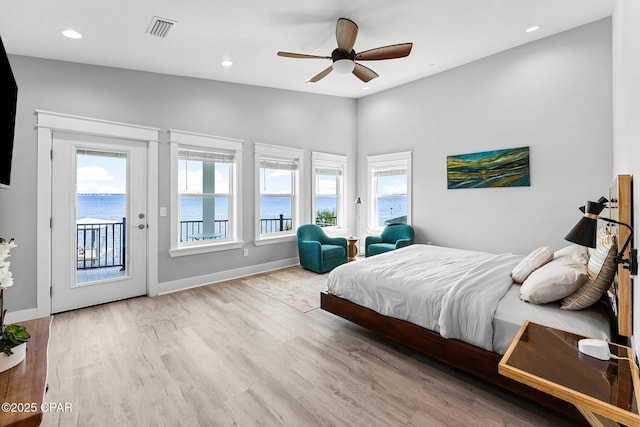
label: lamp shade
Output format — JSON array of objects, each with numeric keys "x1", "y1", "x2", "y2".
[
  {"x1": 565, "y1": 217, "x2": 598, "y2": 248},
  {"x1": 565, "y1": 200, "x2": 605, "y2": 248},
  {"x1": 578, "y1": 196, "x2": 608, "y2": 214}
]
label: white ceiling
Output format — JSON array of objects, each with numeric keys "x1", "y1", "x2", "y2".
[{"x1": 0, "y1": 0, "x2": 613, "y2": 99}]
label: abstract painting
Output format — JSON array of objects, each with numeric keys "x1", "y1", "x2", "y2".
[{"x1": 447, "y1": 146, "x2": 530, "y2": 189}]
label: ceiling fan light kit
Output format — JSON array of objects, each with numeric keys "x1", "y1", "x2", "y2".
[
  {"x1": 332, "y1": 59, "x2": 355, "y2": 74},
  {"x1": 277, "y1": 17, "x2": 412, "y2": 84}
]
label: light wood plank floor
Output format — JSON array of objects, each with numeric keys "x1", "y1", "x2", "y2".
[{"x1": 42, "y1": 269, "x2": 580, "y2": 426}]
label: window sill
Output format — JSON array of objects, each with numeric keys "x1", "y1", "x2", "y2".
[
  {"x1": 169, "y1": 240, "x2": 244, "y2": 257},
  {"x1": 254, "y1": 234, "x2": 296, "y2": 246}
]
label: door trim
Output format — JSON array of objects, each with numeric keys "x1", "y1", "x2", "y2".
[{"x1": 36, "y1": 110, "x2": 159, "y2": 317}]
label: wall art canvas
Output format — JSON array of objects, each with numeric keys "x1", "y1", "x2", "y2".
[{"x1": 447, "y1": 146, "x2": 530, "y2": 189}]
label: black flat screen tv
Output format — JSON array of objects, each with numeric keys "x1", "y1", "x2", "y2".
[{"x1": 0, "y1": 35, "x2": 17, "y2": 188}]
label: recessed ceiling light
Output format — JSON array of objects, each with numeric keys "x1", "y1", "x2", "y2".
[
  {"x1": 59, "y1": 28, "x2": 83, "y2": 39},
  {"x1": 220, "y1": 60, "x2": 233, "y2": 67},
  {"x1": 525, "y1": 25, "x2": 540, "y2": 33}
]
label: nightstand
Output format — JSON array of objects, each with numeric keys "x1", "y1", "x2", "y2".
[
  {"x1": 0, "y1": 316, "x2": 51, "y2": 427},
  {"x1": 499, "y1": 321, "x2": 640, "y2": 427}
]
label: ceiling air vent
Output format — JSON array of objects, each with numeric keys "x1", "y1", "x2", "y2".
[{"x1": 146, "y1": 16, "x2": 177, "y2": 38}]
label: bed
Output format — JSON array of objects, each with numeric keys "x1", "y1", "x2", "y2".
[{"x1": 320, "y1": 174, "x2": 633, "y2": 422}]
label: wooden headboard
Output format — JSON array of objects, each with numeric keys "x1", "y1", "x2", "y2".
[{"x1": 608, "y1": 174, "x2": 634, "y2": 337}]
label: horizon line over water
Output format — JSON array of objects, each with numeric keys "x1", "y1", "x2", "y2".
[{"x1": 77, "y1": 194, "x2": 407, "y2": 225}]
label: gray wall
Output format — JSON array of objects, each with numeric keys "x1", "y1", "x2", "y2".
[
  {"x1": 356, "y1": 19, "x2": 613, "y2": 255},
  {"x1": 0, "y1": 56, "x2": 356, "y2": 311},
  {"x1": 0, "y1": 18, "x2": 614, "y2": 313},
  {"x1": 612, "y1": 0, "x2": 640, "y2": 355}
]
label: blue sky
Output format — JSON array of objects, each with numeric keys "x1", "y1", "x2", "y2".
[
  {"x1": 76, "y1": 153, "x2": 126, "y2": 194},
  {"x1": 76, "y1": 154, "x2": 402, "y2": 196},
  {"x1": 178, "y1": 160, "x2": 229, "y2": 194},
  {"x1": 260, "y1": 168, "x2": 292, "y2": 194},
  {"x1": 316, "y1": 175, "x2": 336, "y2": 195},
  {"x1": 376, "y1": 175, "x2": 407, "y2": 197}
]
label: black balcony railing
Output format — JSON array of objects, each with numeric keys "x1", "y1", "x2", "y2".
[
  {"x1": 180, "y1": 219, "x2": 229, "y2": 242},
  {"x1": 76, "y1": 218, "x2": 125, "y2": 270},
  {"x1": 77, "y1": 215, "x2": 299, "y2": 269},
  {"x1": 180, "y1": 215, "x2": 294, "y2": 242},
  {"x1": 259, "y1": 214, "x2": 292, "y2": 234}
]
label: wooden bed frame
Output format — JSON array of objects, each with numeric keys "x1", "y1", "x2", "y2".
[{"x1": 320, "y1": 174, "x2": 633, "y2": 423}]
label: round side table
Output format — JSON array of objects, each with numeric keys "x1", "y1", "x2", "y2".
[{"x1": 347, "y1": 237, "x2": 359, "y2": 261}]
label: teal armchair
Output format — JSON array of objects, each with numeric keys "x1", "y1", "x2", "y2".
[
  {"x1": 297, "y1": 224, "x2": 348, "y2": 273},
  {"x1": 365, "y1": 224, "x2": 414, "y2": 257}
]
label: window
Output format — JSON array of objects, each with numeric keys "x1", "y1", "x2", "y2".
[
  {"x1": 178, "y1": 150, "x2": 231, "y2": 241},
  {"x1": 367, "y1": 151, "x2": 412, "y2": 231},
  {"x1": 312, "y1": 152, "x2": 347, "y2": 233},
  {"x1": 169, "y1": 130, "x2": 243, "y2": 256},
  {"x1": 255, "y1": 143, "x2": 304, "y2": 244}
]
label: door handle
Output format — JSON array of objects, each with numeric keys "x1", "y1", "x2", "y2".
[{"x1": 138, "y1": 224, "x2": 146, "y2": 230}]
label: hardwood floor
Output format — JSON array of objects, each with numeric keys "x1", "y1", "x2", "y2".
[{"x1": 42, "y1": 269, "x2": 580, "y2": 426}]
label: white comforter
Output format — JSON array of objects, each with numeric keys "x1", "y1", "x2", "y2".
[{"x1": 326, "y1": 244, "x2": 523, "y2": 351}]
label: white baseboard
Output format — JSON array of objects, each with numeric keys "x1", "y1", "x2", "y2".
[
  {"x1": 4, "y1": 308, "x2": 40, "y2": 324},
  {"x1": 155, "y1": 257, "x2": 300, "y2": 295},
  {"x1": 7, "y1": 259, "x2": 301, "y2": 319}
]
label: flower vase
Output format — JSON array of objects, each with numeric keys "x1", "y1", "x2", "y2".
[{"x1": 0, "y1": 342, "x2": 26, "y2": 373}]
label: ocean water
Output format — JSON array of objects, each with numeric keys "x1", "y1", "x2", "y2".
[
  {"x1": 76, "y1": 195, "x2": 315, "y2": 221},
  {"x1": 76, "y1": 194, "x2": 407, "y2": 226},
  {"x1": 77, "y1": 194, "x2": 127, "y2": 222},
  {"x1": 375, "y1": 198, "x2": 407, "y2": 225}
]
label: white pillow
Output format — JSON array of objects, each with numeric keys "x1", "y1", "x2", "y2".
[
  {"x1": 511, "y1": 247, "x2": 554, "y2": 283},
  {"x1": 554, "y1": 244, "x2": 589, "y2": 265},
  {"x1": 520, "y1": 259, "x2": 587, "y2": 304}
]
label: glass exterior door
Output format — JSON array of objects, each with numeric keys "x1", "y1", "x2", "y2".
[{"x1": 51, "y1": 133, "x2": 147, "y2": 313}]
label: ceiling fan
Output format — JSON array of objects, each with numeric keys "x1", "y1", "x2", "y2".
[{"x1": 277, "y1": 18, "x2": 413, "y2": 83}]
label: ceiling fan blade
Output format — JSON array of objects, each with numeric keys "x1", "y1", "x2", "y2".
[
  {"x1": 352, "y1": 63, "x2": 379, "y2": 83},
  {"x1": 307, "y1": 66, "x2": 333, "y2": 83},
  {"x1": 336, "y1": 18, "x2": 358, "y2": 53},
  {"x1": 277, "y1": 51, "x2": 331, "y2": 60},
  {"x1": 355, "y1": 43, "x2": 413, "y2": 61}
]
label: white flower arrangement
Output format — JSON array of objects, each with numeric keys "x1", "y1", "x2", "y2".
[
  {"x1": 0, "y1": 238, "x2": 30, "y2": 356},
  {"x1": 0, "y1": 238, "x2": 16, "y2": 289}
]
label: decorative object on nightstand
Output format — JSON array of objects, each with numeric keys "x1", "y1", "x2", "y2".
[{"x1": 0, "y1": 238, "x2": 31, "y2": 373}]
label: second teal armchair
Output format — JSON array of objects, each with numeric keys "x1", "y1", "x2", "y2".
[
  {"x1": 365, "y1": 224, "x2": 414, "y2": 257},
  {"x1": 297, "y1": 224, "x2": 348, "y2": 273}
]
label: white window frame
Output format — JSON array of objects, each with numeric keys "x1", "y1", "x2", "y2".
[
  {"x1": 36, "y1": 110, "x2": 160, "y2": 313},
  {"x1": 169, "y1": 130, "x2": 243, "y2": 257},
  {"x1": 366, "y1": 151, "x2": 412, "y2": 233},
  {"x1": 254, "y1": 142, "x2": 305, "y2": 245},
  {"x1": 312, "y1": 151, "x2": 347, "y2": 235}
]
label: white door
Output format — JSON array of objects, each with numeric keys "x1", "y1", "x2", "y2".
[{"x1": 51, "y1": 133, "x2": 148, "y2": 313}]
